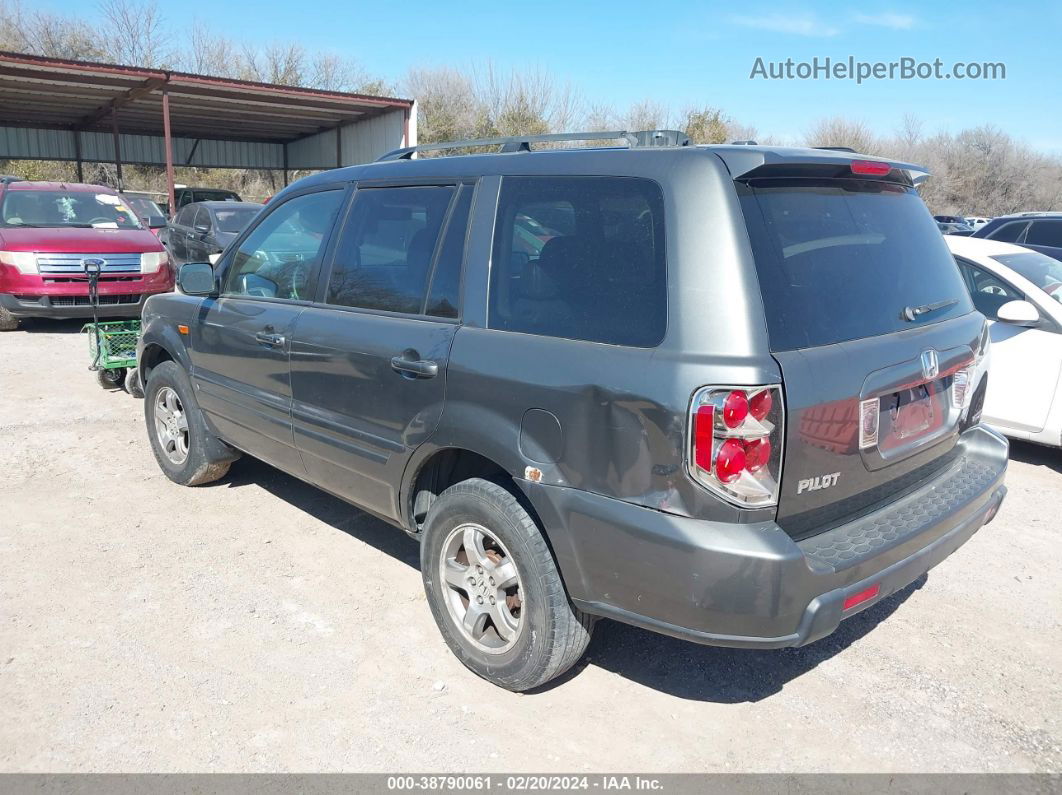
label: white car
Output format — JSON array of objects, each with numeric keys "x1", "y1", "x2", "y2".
[
  {"x1": 947, "y1": 236, "x2": 1062, "y2": 447},
  {"x1": 965, "y1": 216, "x2": 992, "y2": 231}
]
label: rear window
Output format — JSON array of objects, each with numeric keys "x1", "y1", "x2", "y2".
[
  {"x1": 489, "y1": 176, "x2": 666, "y2": 347},
  {"x1": 739, "y1": 178, "x2": 974, "y2": 351},
  {"x1": 214, "y1": 207, "x2": 259, "y2": 233}
]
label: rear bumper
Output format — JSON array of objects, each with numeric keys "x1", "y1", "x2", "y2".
[{"x1": 524, "y1": 424, "x2": 1008, "y2": 648}]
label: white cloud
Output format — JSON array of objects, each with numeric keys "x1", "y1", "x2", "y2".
[
  {"x1": 729, "y1": 13, "x2": 841, "y2": 37},
  {"x1": 852, "y1": 12, "x2": 917, "y2": 30}
]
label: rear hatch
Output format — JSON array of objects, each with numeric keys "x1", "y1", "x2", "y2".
[{"x1": 737, "y1": 166, "x2": 985, "y2": 539}]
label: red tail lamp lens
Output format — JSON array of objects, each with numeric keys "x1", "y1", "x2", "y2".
[
  {"x1": 694, "y1": 405, "x2": 714, "y2": 471},
  {"x1": 722, "y1": 390, "x2": 749, "y2": 428},
  {"x1": 850, "y1": 159, "x2": 891, "y2": 176},
  {"x1": 744, "y1": 437, "x2": 772, "y2": 473},
  {"x1": 714, "y1": 438, "x2": 746, "y2": 483},
  {"x1": 749, "y1": 389, "x2": 773, "y2": 421}
]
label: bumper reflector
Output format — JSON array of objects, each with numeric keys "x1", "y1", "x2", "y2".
[{"x1": 843, "y1": 584, "x2": 880, "y2": 611}]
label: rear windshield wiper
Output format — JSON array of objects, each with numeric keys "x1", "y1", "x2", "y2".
[{"x1": 902, "y1": 298, "x2": 958, "y2": 321}]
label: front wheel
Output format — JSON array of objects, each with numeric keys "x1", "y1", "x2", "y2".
[
  {"x1": 144, "y1": 360, "x2": 237, "y2": 486},
  {"x1": 421, "y1": 478, "x2": 593, "y2": 691}
]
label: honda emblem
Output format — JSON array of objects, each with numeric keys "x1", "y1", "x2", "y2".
[{"x1": 920, "y1": 349, "x2": 939, "y2": 380}]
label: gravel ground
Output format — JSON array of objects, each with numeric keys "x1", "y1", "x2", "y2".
[{"x1": 1, "y1": 319, "x2": 1059, "y2": 773}]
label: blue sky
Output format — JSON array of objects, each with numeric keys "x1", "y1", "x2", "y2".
[{"x1": 50, "y1": 0, "x2": 1062, "y2": 153}]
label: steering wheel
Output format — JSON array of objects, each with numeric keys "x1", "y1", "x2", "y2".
[
  {"x1": 289, "y1": 262, "x2": 311, "y2": 300},
  {"x1": 980, "y1": 284, "x2": 1007, "y2": 296}
]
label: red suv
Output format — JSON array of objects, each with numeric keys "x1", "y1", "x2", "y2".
[{"x1": 0, "y1": 181, "x2": 172, "y2": 330}]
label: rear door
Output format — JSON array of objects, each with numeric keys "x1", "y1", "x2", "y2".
[
  {"x1": 738, "y1": 174, "x2": 983, "y2": 538},
  {"x1": 289, "y1": 182, "x2": 473, "y2": 521},
  {"x1": 190, "y1": 188, "x2": 345, "y2": 475}
]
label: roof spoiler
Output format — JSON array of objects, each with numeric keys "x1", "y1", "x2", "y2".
[{"x1": 713, "y1": 146, "x2": 930, "y2": 186}]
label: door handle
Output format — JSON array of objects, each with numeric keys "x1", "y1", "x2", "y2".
[
  {"x1": 255, "y1": 331, "x2": 286, "y2": 347},
  {"x1": 390, "y1": 355, "x2": 439, "y2": 378}
]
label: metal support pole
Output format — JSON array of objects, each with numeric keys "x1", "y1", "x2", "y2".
[
  {"x1": 111, "y1": 111, "x2": 123, "y2": 190},
  {"x1": 282, "y1": 143, "x2": 289, "y2": 187},
  {"x1": 162, "y1": 87, "x2": 176, "y2": 218},
  {"x1": 73, "y1": 129, "x2": 84, "y2": 183},
  {"x1": 336, "y1": 125, "x2": 342, "y2": 168}
]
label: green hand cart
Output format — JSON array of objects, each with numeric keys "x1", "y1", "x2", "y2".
[{"x1": 81, "y1": 260, "x2": 144, "y2": 398}]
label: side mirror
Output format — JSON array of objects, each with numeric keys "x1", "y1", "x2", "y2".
[
  {"x1": 996, "y1": 299, "x2": 1039, "y2": 327},
  {"x1": 177, "y1": 262, "x2": 217, "y2": 296}
]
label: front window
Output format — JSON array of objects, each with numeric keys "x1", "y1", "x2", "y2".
[
  {"x1": 0, "y1": 190, "x2": 143, "y2": 229},
  {"x1": 992, "y1": 251, "x2": 1062, "y2": 303}
]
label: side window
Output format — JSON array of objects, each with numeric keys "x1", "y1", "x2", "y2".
[
  {"x1": 326, "y1": 185, "x2": 454, "y2": 314},
  {"x1": 222, "y1": 190, "x2": 343, "y2": 301},
  {"x1": 1025, "y1": 220, "x2": 1062, "y2": 248},
  {"x1": 191, "y1": 207, "x2": 210, "y2": 231},
  {"x1": 987, "y1": 221, "x2": 1028, "y2": 243},
  {"x1": 959, "y1": 261, "x2": 1022, "y2": 318},
  {"x1": 178, "y1": 192, "x2": 192, "y2": 208},
  {"x1": 488, "y1": 176, "x2": 666, "y2": 347},
  {"x1": 175, "y1": 205, "x2": 194, "y2": 227},
  {"x1": 426, "y1": 184, "x2": 474, "y2": 319}
]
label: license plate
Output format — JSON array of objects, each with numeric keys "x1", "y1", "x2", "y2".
[{"x1": 890, "y1": 385, "x2": 935, "y2": 440}]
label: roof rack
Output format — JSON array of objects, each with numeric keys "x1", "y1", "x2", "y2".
[
  {"x1": 813, "y1": 146, "x2": 857, "y2": 152},
  {"x1": 376, "y1": 129, "x2": 690, "y2": 161}
]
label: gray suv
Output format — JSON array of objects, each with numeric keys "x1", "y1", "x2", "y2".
[{"x1": 137, "y1": 131, "x2": 1008, "y2": 691}]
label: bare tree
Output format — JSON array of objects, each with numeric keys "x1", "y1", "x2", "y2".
[
  {"x1": 806, "y1": 116, "x2": 879, "y2": 154},
  {"x1": 681, "y1": 105, "x2": 730, "y2": 144},
  {"x1": 97, "y1": 0, "x2": 173, "y2": 67}
]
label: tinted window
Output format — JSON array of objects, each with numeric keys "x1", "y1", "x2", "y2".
[
  {"x1": 986, "y1": 221, "x2": 1029, "y2": 243},
  {"x1": 958, "y1": 261, "x2": 1022, "y2": 318},
  {"x1": 214, "y1": 207, "x2": 259, "y2": 234},
  {"x1": 191, "y1": 207, "x2": 210, "y2": 231},
  {"x1": 426, "y1": 185, "x2": 473, "y2": 319},
  {"x1": 1025, "y1": 220, "x2": 1062, "y2": 248},
  {"x1": 326, "y1": 186, "x2": 454, "y2": 314},
  {"x1": 222, "y1": 190, "x2": 342, "y2": 301},
  {"x1": 740, "y1": 179, "x2": 974, "y2": 351},
  {"x1": 489, "y1": 176, "x2": 666, "y2": 347},
  {"x1": 992, "y1": 252, "x2": 1062, "y2": 303},
  {"x1": 194, "y1": 190, "x2": 240, "y2": 203},
  {"x1": 175, "y1": 205, "x2": 195, "y2": 227}
]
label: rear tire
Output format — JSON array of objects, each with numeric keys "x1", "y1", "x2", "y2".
[
  {"x1": 144, "y1": 360, "x2": 236, "y2": 486},
  {"x1": 125, "y1": 366, "x2": 144, "y2": 399},
  {"x1": 96, "y1": 367, "x2": 126, "y2": 390},
  {"x1": 0, "y1": 305, "x2": 17, "y2": 331},
  {"x1": 421, "y1": 478, "x2": 593, "y2": 691}
]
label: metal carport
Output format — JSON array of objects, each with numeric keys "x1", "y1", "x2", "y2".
[{"x1": 0, "y1": 51, "x2": 416, "y2": 211}]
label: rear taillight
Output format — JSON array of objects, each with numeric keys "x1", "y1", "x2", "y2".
[{"x1": 688, "y1": 385, "x2": 784, "y2": 507}]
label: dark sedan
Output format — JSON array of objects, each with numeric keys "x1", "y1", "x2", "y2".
[{"x1": 163, "y1": 201, "x2": 262, "y2": 265}]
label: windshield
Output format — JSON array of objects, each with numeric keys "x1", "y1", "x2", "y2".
[
  {"x1": 214, "y1": 207, "x2": 259, "y2": 234},
  {"x1": 992, "y1": 251, "x2": 1062, "y2": 302},
  {"x1": 740, "y1": 178, "x2": 974, "y2": 351},
  {"x1": 0, "y1": 190, "x2": 143, "y2": 230}
]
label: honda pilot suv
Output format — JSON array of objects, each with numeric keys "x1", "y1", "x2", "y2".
[
  {"x1": 0, "y1": 181, "x2": 172, "y2": 331},
  {"x1": 137, "y1": 132, "x2": 1008, "y2": 691}
]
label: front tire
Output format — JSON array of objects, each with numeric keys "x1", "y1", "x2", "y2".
[
  {"x1": 144, "y1": 360, "x2": 236, "y2": 486},
  {"x1": 421, "y1": 478, "x2": 593, "y2": 691}
]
